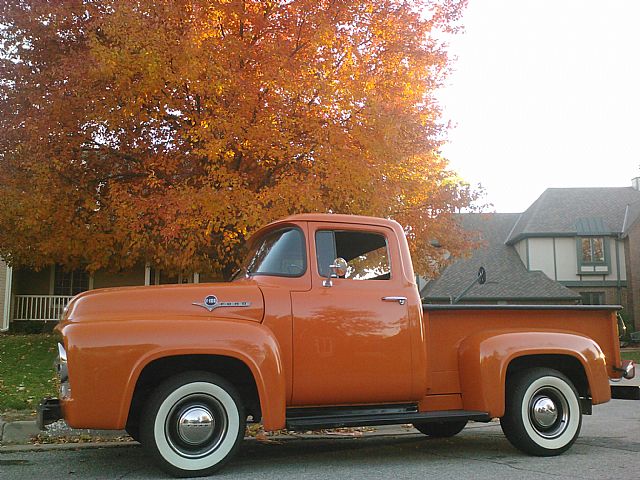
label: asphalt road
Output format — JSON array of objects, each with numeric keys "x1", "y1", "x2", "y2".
[{"x1": 1, "y1": 399, "x2": 639, "y2": 480}]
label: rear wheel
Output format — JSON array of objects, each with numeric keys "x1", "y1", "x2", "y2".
[
  {"x1": 500, "y1": 368, "x2": 581, "y2": 456},
  {"x1": 140, "y1": 371, "x2": 245, "y2": 477},
  {"x1": 413, "y1": 420, "x2": 467, "y2": 438}
]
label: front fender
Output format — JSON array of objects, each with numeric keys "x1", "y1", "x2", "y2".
[
  {"x1": 458, "y1": 329, "x2": 609, "y2": 418},
  {"x1": 61, "y1": 318, "x2": 286, "y2": 431}
]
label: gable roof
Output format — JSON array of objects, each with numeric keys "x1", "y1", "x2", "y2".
[
  {"x1": 506, "y1": 187, "x2": 640, "y2": 244},
  {"x1": 422, "y1": 213, "x2": 580, "y2": 302}
]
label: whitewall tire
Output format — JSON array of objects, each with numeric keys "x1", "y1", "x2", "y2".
[
  {"x1": 140, "y1": 371, "x2": 245, "y2": 477},
  {"x1": 500, "y1": 368, "x2": 582, "y2": 456}
]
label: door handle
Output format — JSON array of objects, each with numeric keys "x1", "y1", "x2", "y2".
[{"x1": 382, "y1": 296, "x2": 407, "y2": 305}]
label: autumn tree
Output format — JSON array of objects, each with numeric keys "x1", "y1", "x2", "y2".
[{"x1": 0, "y1": 0, "x2": 476, "y2": 278}]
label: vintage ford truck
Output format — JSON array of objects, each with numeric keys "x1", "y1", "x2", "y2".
[{"x1": 39, "y1": 213, "x2": 637, "y2": 477}]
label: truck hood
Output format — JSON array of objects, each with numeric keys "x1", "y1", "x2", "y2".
[{"x1": 62, "y1": 280, "x2": 264, "y2": 324}]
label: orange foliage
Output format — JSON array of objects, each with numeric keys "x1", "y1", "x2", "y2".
[{"x1": 0, "y1": 0, "x2": 477, "y2": 277}]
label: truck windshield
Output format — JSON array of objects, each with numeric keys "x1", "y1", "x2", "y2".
[{"x1": 234, "y1": 227, "x2": 306, "y2": 279}]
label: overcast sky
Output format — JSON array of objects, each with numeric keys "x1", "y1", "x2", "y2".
[{"x1": 437, "y1": 0, "x2": 640, "y2": 212}]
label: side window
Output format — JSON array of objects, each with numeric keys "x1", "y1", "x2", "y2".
[
  {"x1": 246, "y1": 227, "x2": 306, "y2": 277},
  {"x1": 316, "y1": 230, "x2": 391, "y2": 280}
]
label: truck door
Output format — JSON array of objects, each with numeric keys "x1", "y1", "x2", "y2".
[{"x1": 290, "y1": 222, "x2": 413, "y2": 406}]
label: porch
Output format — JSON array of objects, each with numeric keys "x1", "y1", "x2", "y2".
[{"x1": 12, "y1": 295, "x2": 75, "y2": 322}]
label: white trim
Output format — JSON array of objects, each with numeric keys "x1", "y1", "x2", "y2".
[
  {"x1": 622, "y1": 204, "x2": 630, "y2": 234},
  {"x1": 193, "y1": 272, "x2": 200, "y2": 284},
  {"x1": 2, "y1": 265, "x2": 13, "y2": 332},
  {"x1": 144, "y1": 263, "x2": 151, "y2": 286},
  {"x1": 88, "y1": 273, "x2": 94, "y2": 290}
]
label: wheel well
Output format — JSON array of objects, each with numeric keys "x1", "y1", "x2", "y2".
[
  {"x1": 127, "y1": 355, "x2": 261, "y2": 431},
  {"x1": 506, "y1": 354, "x2": 590, "y2": 399}
]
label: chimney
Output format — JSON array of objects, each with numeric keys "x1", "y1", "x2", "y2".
[{"x1": 633, "y1": 177, "x2": 640, "y2": 191}]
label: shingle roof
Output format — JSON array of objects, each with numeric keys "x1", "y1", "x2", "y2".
[
  {"x1": 506, "y1": 187, "x2": 640, "y2": 243},
  {"x1": 422, "y1": 213, "x2": 581, "y2": 302}
]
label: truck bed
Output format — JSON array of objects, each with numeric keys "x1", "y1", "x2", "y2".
[{"x1": 422, "y1": 304, "x2": 622, "y2": 398}]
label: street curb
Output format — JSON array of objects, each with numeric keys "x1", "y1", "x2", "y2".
[
  {"x1": 0, "y1": 421, "x2": 502, "y2": 452},
  {"x1": 0, "y1": 441, "x2": 136, "y2": 453},
  {"x1": 0, "y1": 419, "x2": 130, "y2": 446}
]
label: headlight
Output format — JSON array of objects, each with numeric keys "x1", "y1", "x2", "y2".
[{"x1": 55, "y1": 342, "x2": 71, "y2": 399}]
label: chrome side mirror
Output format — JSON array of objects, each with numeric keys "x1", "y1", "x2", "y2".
[{"x1": 323, "y1": 257, "x2": 348, "y2": 287}]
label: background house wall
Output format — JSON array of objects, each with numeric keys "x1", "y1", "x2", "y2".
[
  {"x1": 93, "y1": 266, "x2": 146, "y2": 289},
  {"x1": 15, "y1": 268, "x2": 52, "y2": 295},
  {"x1": 555, "y1": 238, "x2": 577, "y2": 281},
  {"x1": 514, "y1": 239, "x2": 528, "y2": 267},
  {"x1": 528, "y1": 238, "x2": 555, "y2": 278}
]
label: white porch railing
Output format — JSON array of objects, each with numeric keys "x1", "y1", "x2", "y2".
[{"x1": 12, "y1": 295, "x2": 75, "y2": 321}]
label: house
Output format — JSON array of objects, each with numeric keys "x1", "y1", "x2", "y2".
[
  {"x1": 423, "y1": 179, "x2": 640, "y2": 330},
  {"x1": 0, "y1": 261, "x2": 222, "y2": 332},
  {"x1": 422, "y1": 213, "x2": 582, "y2": 305}
]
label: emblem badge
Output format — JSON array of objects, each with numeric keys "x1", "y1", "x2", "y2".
[{"x1": 192, "y1": 295, "x2": 251, "y2": 312}]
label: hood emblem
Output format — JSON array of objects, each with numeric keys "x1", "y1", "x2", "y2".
[{"x1": 192, "y1": 295, "x2": 251, "y2": 312}]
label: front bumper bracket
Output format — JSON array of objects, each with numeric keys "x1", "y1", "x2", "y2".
[{"x1": 37, "y1": 398, "x2": 62, "y2": 430}]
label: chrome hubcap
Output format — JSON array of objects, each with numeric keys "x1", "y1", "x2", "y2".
[
  {"x1": 531, "y1": 397, "x2": 558, "y2": 428},
  {"x1": 529, "y1": 387, "x2": 570, "y2": 438},
  {"x1": 165, "y1": 395, "x2": 228, "y2": 459},
  {"x1": 177, "y1": 406, "x2": 215, "y2": 445}
]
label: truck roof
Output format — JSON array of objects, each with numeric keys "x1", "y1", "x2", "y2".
[
  {"x1": 278, "y1": 213, "x2": 399, "y2": 228},
  {"x1": 248, "y1": 213, "x2": 404, "y2": 250}
]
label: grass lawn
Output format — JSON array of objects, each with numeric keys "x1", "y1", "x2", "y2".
[
  {"x1": 620, "y1": 349, "x2": 640, "y2": 364},
  {"x1": 0, "y1": 334, "x2": 58, "y2": 412}
]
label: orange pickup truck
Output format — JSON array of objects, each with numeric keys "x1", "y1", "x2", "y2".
[{"x1": 39, "y1": 213, "x2": 637, "y2": 477}]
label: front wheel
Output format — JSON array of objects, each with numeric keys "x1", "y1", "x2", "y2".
[
  {"x1": 500, "y1": 368, "x2": 581, "y2": 456},
  {"x1": 414, "y1": 420, "x2": 468, "y2": 438},
  {"x1": 140, "y1": 371, "x2": 245, "y2": 477}
]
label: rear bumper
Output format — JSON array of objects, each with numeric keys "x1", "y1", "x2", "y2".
[
  {"x1": 614, "y1": 360, "x2": 636, "y2": 380},
  {"x1": 37, "y1": 398, "x2": 62, "y2": 430}
]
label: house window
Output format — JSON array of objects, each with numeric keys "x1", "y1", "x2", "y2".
[
  {"x1": 580, "y1": 292, "x2": 605, "y2": 305},
  {"x1": 577, "y1": 236, "x2": 610, "y2": 275},
  {"x1": 581, "y1": 237, "x2": 605, "y2": 264},
  {"x1": 54, "y1": 265, "x2": 89, "y2": 296}
]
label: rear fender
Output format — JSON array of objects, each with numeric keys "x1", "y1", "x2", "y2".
[{"x1": 458, "y1": 329, "x2": 609, "y2": 417}]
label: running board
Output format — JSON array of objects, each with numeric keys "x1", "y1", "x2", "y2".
[{"x1": 286, "y1": 404, "x2": 490, "y2": 431}]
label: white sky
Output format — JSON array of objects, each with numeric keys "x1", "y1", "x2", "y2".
[{"x1": 438, "y1": 0, "x2": 640, "y2": 212}]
